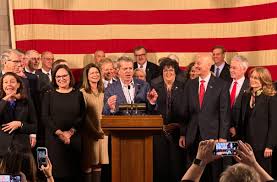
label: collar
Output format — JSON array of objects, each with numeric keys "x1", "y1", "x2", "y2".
[
  {"x1": 232, "y1": 76, "x2": 245, "y2": 85},
  {"x1": 138, "y1": 61, "x2": 147, "y2": 69},
  {"x1": 41, "y1": 68, "x2": 51, "y2": 75},
  {"x1": 215, "y1": 62, "x2": 225, "y2": 70},
  {"x1": 120, "y1": 79, "x2": 134, "y2": 88},
  {"x1": 199, "y1": 73, "x2": 211, "y2": 83},
  {"x1": 25, "y1": 67, "x2": 36, "y2": 74}
]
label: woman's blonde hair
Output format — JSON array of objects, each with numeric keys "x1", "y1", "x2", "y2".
[
  {"x1": 220, "y1": 163, "x2": 260, "y2": 182},
  {"x1": 249, "y1": 67, "x2": 276, "y2": 96}
]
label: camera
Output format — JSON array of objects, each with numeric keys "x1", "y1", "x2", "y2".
[
  {"x1": 0, "y1": 175, "x2": 21, "y2": 182},
  {"x1": 213, "y1": 141, "x2": 238, "y2": 156},
  {"x1": 36, "y1": 147, "x2": 48, "y2": 169}
]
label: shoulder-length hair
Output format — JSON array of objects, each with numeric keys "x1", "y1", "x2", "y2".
[
  {"x1": 0, "y1": 72, "x2": 26, "y2": 99},
  {"x1": 248, "y1": 67, "x2": 276, "y2": 96},
  {"x1": 52, "y1": 64, "x2": 75, "y2": 89},
  {"x1": 81, "y1": 63, "x2": 104, "y2": 93}
]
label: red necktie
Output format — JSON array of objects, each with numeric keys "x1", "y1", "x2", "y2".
[
  {"x1": 199, "y1": 80, "x2": 205, "y2": 108},
  {"x1": 140, "y1": 65, "x2": 143, "y2": 68},
  {"x1": 230, "y1": 81, "x2": 237, "y2": 108}
]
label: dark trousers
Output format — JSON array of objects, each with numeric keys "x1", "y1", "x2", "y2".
[
  {"x1": 153, "y1": 133, "x2": 185, "y2": 182},
  {"x1": 254, "y1": 150, "x2": 272, "y2": 175}
]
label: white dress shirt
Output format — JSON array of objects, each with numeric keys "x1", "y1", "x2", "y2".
[
  {"x1": 229, "y1": 76, "x2": 245, "y2": 100},
  {"x1": 138, "y1": 62, "x2": 147, "y2": 73},
  {"x1": 120, "y1": 79, "x2": 135, "y2": 104},
  {"x1": 41, "y1": 68, "x2": 52, "y2": 81},
  {"x1": 214, "y1": 62, "x2": 225, "y2": 77},
  {"x1": 198, "y1": 73, "x2": 211, "y2": 92}
]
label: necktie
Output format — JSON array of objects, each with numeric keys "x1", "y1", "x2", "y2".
[
  {"x1": 199, "y1": 80, "x2": 205, "y2": 108},
  {"x1": 215, "y1": 67, "x2": 220, "y2": 77},
  {"x1": 47, "y1": 73, "x2": 52, "y2": 82},
  {"x1": 230, "y1": 81, "x2": 237, "y2": 108},
  {"x1": 139, "y1": 65, "x2": 143, "y2": 69}
]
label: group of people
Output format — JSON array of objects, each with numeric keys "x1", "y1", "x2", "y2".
[{"x1": 0, "y1": 45, "x2": 276, "y2": 182}]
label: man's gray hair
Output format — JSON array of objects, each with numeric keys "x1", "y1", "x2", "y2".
[
  {"x1": 117, "y1": 56, "x2": 133, "y2": 69},
  {"x1": 231, "y1": 55, "x2": 249, "y2": 70}
]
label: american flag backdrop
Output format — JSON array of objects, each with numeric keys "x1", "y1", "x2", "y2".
[{"x1": 8, "y1": 0, "x2": 277, "y2": 74}]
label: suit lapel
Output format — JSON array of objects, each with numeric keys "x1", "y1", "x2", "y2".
[
  {"x1": 201, "y1": 76, "x2": 216, "y2": 109},
  {"x1": 191, "y1": 79, "x2": 200, "y2": 111},
  {"x1": 116, "y1": 81, "x2": 127, "y2": 103},
  {"x1": 233, "y1": 79, "x2": 249, "y2": 106}
]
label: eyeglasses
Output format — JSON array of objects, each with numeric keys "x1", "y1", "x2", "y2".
[
  {"x1": 135, "y1": 53, "x2": 146, "y2": 57},
  {"x1": 55, "y1": 74, "x2": 69, "y2": 79}
]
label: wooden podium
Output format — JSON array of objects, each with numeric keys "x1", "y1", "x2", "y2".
[{"x1": 101, "y1": 115, "x2": 163, "y2": 182}]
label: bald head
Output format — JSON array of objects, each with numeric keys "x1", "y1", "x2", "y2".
[{"x1": 194, "y1": 53, "x2": 213, "y2": 78}]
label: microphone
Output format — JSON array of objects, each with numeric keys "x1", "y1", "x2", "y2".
[{"x1": 127, "y1": 85, "x2": 133, "y2": 104}]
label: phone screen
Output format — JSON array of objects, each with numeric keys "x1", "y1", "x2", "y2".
[
  {"x1": 214, "y1": 142, "x2": 238, "y2": 156},
  {"x1": 0, "y1": 175, "x2": 21, "y2": 182},
  {"x1": 36, "y1": 147, "x2": 47, "y2": 169}
]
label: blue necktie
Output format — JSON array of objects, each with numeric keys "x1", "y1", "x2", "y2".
[{"x1": 215, "y1": 67, "x2": 220, "y2": 77}]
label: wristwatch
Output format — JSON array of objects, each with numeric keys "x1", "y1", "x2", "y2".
[{"x1": 193, "y1": 158, "x2": 205, "y2": 168}]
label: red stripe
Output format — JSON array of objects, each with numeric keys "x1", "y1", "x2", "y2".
[
  {"x1": 13, "y1": 3, "x2": 277, "y2": 25},
  {"x1": 15, "y1": 34, "x2": 277, "y2": 54}
]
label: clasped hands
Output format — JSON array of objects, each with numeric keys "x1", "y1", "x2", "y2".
[{"x1": 55, "y1": 129, "x2": 75, "y2": 144}]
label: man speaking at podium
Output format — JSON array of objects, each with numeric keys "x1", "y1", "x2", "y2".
[{"x1": 103, "y1": 56, "x2": 158, "y2": 115}]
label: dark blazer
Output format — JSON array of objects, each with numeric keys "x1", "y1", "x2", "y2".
[
  {"x1": 24, "y1": 72, "x2": 40, "y2": 110},
  {"x1": 240, "y1": 93, "x2": 277, "y2": 150},
  {"x1": 151, "y1": 79, "x2": 185, "y2": 124},
  {"x1": 36, "y1": 69, "x2": 52, "y2": 93},
  {"x1": 103, "y1": 78, "x2": 153, "y2": 115},
  {"x1": 0, "y1": 98, "x2": 37, "y2": 156},
  {"x1": 211, "y1": 62, "x2": 231, "y2": 82},
  {"x1": 134, "y1": 61, "x2": 160, "y2": 83},
  {"x1": 229, "y1": 79, "x2": 249, "y2": 130},
  {"x1": 181, "y1": 75, "x2": 231, "y2": 147}
]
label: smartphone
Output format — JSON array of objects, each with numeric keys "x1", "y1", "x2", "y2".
[
  {"x1": 36, "y1": 147, "x2": 48, "y2": 169},
  {"x1": 214, "y1": 142, "x2": 238, "y2": 156},
  {"x1": 0, "y1": 174, "x2": 21, "y2": 182}
]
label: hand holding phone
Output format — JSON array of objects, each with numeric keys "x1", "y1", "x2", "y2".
[
  {"x1": 36, "y1": 147, "x2": 48, "y2": 169},
  {"x1": 213, "y1": 141, "x2": 238, "y2": 156}
]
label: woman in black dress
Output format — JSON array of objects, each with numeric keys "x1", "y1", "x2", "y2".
[
  {"x1": 151, "y1": 58, "x2": 186, "y2": 182},
  {"x1": 41, "y1": 64, "x2": 85, "y2": 182},
  {"x1": 240, "y1": 67, "x2": 277, "y2": 174},
  {"x1": 0, "y1": 72, "x2": 37, "y2": 157}
]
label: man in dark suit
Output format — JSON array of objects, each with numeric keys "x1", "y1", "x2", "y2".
[
  {"x1": 211, "y1": 45, "x2": 231, "y2": 82},
  {"x1": 179, "y1": 53, "x2": 231, "y2": 182},
  {"x1": 36, "y1": 51, "x2": 54, "y2": 93},
  {"x1": 133, "y1": 46, "x2": 160, "y2": 83},
  {"x1": 103, "y1": 56, "x2": 158, "y2": 115},
  {"x1": 228, "y1": 55, "x2": 249, "y2": 139}
]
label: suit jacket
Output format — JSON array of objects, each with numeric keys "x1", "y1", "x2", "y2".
[
  {"x1": 211, "y1": 62, "x2": 231, "y2": 82},
  {"x1": 181, "y1": 75, "x2": 231, "y2": 147},
  {"x1": 0, "y1": 98, "x2": 37, "y2": 156},
  {"x1": 134, "y1": 61, "x2": 160, "y2": 83},
  {"x1": 229, "y1": 79, "x2": 249, "y2": 130},
  {"x1": 103, "y1": 78, "x2": 153, "y2": 115},
  {"x1": 240, "y1": 93, "x2": 277, "y2": 150},
  {"x1": 151, "y1": 79, "x2": 185, "y2": 124},
  {"x1": 36, "y1": 69, "x2": 52, "y2": 93}
]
